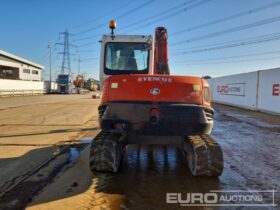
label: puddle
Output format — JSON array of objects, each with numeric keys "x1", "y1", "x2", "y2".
[
  {"x1": 79, "y1": 137, "x2": 94, "y2": 143},
  {"x1": 68, "y1": 148, "x2": 80, "y2": 163},
  {"x1": 68, "y1": 141, "x2": 91, "y2": 163}
]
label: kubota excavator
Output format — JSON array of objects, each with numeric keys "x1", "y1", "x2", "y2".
[{"x1": 89, "y1": 20, "x2": 223, "y2": 176}]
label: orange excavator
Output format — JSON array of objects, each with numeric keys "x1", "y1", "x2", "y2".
[
  {"x1": 89, "y1": 20, "x2": 223, "y2": 176},
  {"x1": 73, "y1": 74, "x2": 85, "y2": 88}
]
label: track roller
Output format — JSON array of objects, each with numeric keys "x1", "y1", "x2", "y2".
[
  {"x1": 182, "y1": 135, "x2": 223, "y2": 176},
  {"x1": 89, "y1": 131, "x2": 127, "y2": 173}
]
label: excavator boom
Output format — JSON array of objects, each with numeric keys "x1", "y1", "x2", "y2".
[{"x1": 154, "y1": 27, "x2": 170, "y2": 75}]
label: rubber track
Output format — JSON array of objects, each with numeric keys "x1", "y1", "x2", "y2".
[
  {"x1": 183, "y1": 135, "x2": 223, "y2": 176},
  {"x1": 89, "y1": 131, "x2": 125, "y2": 173}
]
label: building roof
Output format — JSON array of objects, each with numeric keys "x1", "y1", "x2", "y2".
[{"x1": 0, "y1": 49, "x2": 44, "y2": 69}]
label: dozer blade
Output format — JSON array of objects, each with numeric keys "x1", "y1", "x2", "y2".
[
  {"x1": 182, "y1": 135, "x2": 223, "y2": 176},
  {"x1": 89, "y1": 131, "x2": 127, "y2": 173}
]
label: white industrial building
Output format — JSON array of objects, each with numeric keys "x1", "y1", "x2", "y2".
[{"x1": 0, "y1": 50, "x2": 44, "y2": 81}]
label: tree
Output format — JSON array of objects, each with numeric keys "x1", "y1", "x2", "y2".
[{"x1": 202, "y1": 75, "x2": 212, "y2": 79}]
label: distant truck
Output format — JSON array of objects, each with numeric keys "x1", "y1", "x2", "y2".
[{"x1": 57, "y1": 74, "x2": 74, "y2": 94}]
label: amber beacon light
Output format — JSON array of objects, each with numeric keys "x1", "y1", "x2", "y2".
[
  {"x1": 109, "y1": 20, "x2": 116, "y2": 29},
  {"x1": 109, "y1": 20, "x2": 117, "y2": 39}
]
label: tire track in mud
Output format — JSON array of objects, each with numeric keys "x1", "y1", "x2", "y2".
[
  {"x1": 213, "y1": 110, "x2": 280, "y2": 207},
  {"x1": 74, "y1": 145, "x2": 221, "y2": 210}
]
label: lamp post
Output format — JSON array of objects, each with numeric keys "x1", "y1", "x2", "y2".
[{"x1": 48, "y1": 42, "x2": 52, "y2": 93}]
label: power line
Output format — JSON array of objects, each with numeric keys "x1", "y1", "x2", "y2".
[
  {"x1": 81, "y1": 60, "x2": 97, "y2": 63},
  {"x1": 120, "y1": 0, "x2": 196, "y2": 31},
  {"x1": 81, "y1": 57, "x2": 99, "y2": 61},
  {"x1": 77, "y1": 41, "x2": 98, "y2": 48},
  {"x1": 115, "y1": 0, "x2": 156, "y2": 20},
  {"x1": 173, "y1": 15, "x2": 280, "y2": 45},
  {"x1": 171, "y1": 0, "x2": 280, "y2": 36},
  {"x1": 74, "y1": 0, "x2": 201, "y2": 41},
  {"x1": 173, "y1": 56, "x2": 280, "y2": 65},
  {"x1": 73, "y1": 36, "x2": 94, "y2": 42},
  {"x1": 37, "y1": 50, "x2": 49, "y2": 65},
  {"x1": 127, "y1": 0, "x2": 212, "y2": 31},
  {"x1": 71, "y1": 0, "x2": 134, "y2": 29},
  {"x1": 172, "y1": 33, "x2": 280, "y2": 51},
  {"x1": 74, "y1": 0, "x2": 212, "y2": 42},
  {"x1": 172, "y1": 32, "x2": 280, "y2": 55},
  {"x1": 73, "y1": 34, "x2": 100, "y2": 42},
  {"x1": 76, "y1": 49, "x2": 96, "y2": 53},
  {"x1": 75, "y1": 0, "x2": 156, "y2": 36},
  {"x1": 173, "y1": 50, "x2": 280, "y2": 63}
]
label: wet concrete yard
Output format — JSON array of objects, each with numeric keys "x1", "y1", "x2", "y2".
[{"x1": 0, "y1": 95, "x2": 279, "y2": 209}]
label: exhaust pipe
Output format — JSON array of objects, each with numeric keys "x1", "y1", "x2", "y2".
[{"x1": 150, "y1": 107, "x2": 160, "y2": 124}]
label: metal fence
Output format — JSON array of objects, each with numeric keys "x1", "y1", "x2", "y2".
[
  {"x1": 207, "y1": 67, "x2": 280, "y2": 115},
  {"x1": 0, "y1": 89, "x2": 45, "y2": 97}
]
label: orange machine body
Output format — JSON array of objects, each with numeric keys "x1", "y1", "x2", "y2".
[
  {"x1": 101, "y1": 74, "x2": 211, "y2": 108},
  {"x1": 98, "y1": 27, "x2": 213, "y2": 136}
]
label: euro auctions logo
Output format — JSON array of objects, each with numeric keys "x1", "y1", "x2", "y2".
[
  {"x1": 272, "y1": 84, "x2": 280, "y2": 96},
  {"x1": 167, "y1": 192, "x2": 218, "y2": 205},
  {"x1": 166, "y1": 190, "x2": 277, "y2": 207},
  {"x1": 217, "y1": 85, "x2": 229, "y2": 94},
  {"x1": 217, "y1": 83, "x2": 245, "y2": 96}
]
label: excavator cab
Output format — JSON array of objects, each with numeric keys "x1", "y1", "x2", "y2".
[
  {"x1": 105, "y1": 43, "x2": 149, "y2": 72},
  {"x1": 99, "y1": 34, "x2": 154, "y2": 85}
]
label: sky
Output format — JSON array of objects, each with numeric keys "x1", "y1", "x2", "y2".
[{"x1": 1, "y1": 0, "x2": 280, "y2": 80}]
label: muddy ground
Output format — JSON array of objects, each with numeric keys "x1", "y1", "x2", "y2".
[
  {"x1": 0, "y1": 95, "x2": 279, "y2": 210},
  {"x1": 0, "y1": 94, "x2": 100, "y2": 209}
]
